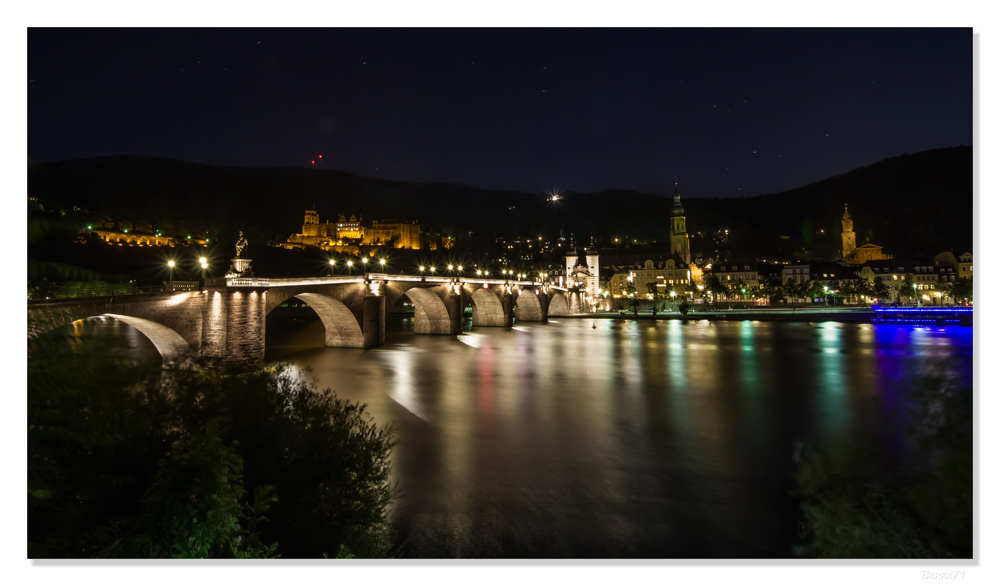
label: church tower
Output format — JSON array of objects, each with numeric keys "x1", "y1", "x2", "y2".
[
  {"x1": 841, "y1": 203, "x2": 856, "y2": 259},
  {"x1": 669, "y1": 186, "x2": 690, "y2": 265}
]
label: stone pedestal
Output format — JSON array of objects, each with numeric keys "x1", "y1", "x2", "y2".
[{"x1": 226, "y1": 258, "x2": 253, "y2": 278}]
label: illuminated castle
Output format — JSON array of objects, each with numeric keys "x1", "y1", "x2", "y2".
[{"x1": 279, "y1": 210, "x2": 422, "y2": 251}]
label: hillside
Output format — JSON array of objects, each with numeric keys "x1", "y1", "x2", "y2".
[{"x1": 28, "y1": 146, "x2": 972, "y2": 266}]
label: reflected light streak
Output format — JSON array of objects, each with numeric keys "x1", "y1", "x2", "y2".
[
  {"x1": 167, "y1": 292, "x2": 191, "y2": 305},
  {"x1": 377, "y1": 347, "x2": 430, "y2": 422}
]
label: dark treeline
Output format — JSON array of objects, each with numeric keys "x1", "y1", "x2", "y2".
[
  {"x1": 29, "y1": 146, "x2": 971, "y2": 260},
  {"x1": 28, "y1": 336, "x2": 398, "y2": 558}
]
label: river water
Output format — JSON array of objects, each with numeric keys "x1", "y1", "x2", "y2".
[{"x1": 62, "y1": 314, "x2": 973, "y2": 558}]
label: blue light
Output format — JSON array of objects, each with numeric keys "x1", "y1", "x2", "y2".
[{"x1": 872, "y1": 306, "x2": 972, "y2": 314}]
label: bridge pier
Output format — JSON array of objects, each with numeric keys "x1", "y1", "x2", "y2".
[
  {"x1": 568, "y1": 289, "x2": 583, "y2": 314},
  {"x1": 223, "y1": 287, "x2": 267, "y2": 371},
  {"x1": 362, "y1": 292, "x2": 386, "y2": 347},
  {"x1": 447, "y1": 289, "x2": 463, "y2": 335},
  {"x1": 501, "y1": 289, "x2": 514, "y2": 327},
  {"x1": 537, "y1": 289, "x2": 550, "y2": 322}
]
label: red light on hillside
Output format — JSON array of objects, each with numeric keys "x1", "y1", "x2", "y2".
[
  {"x1": 318, "y1": 154, "x2": 323, "y2": 158},
  {"x1": 311, "y1": 160, "x2": 315, "y2": 164}
]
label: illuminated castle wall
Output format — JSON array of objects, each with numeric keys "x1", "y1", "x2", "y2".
[{"x1": 279, "y1": 210, "x2": 420, "y2": 250}]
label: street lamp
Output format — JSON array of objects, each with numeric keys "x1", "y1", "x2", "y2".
[
  {"x1": 913, "y1": 283, "x2": 919, "y2": 307},
  {"x1": 379, "y1": 258, "x2": 386, "y2": 267},
  {"x1": 199, "y1": 256, "x2": 208, "y2": 281},
  {"x1": 167, "y1": 260, "x2": 175, "y2": 289},
  {"x1": 823, "y1": 285, "x2": 829, "y2": 306},
  {"x1": 329, "y1": 258, "x2": 335, "y2": 276}
]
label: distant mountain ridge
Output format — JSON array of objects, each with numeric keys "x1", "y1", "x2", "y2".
[{"x1": 28, "y1": 146, "x2": 972, "y2": 259}]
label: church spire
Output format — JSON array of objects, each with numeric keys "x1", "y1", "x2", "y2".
[{"x1": 668, "y1": 179, "x2": 690, "y2": 265}]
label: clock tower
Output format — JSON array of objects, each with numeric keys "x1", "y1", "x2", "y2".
[{"x1": 669, "y1": 186, "x2": 690, "y2": 265}]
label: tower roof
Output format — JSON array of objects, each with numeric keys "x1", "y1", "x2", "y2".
[{"x1": 671, "y1": 186, "x2": 684, "y2": 216}]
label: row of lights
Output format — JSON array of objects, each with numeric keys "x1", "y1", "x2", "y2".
[
  {"x1": 166, "y1": 256, "x2": 209, "y2": 284},
  {"x1": 328, "y1": 257, "x2": 385, "y2": 275}
]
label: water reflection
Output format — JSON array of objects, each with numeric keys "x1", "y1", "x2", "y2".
[{"x1": 54, "y1": 315, "x2": 972, "y2": 558}]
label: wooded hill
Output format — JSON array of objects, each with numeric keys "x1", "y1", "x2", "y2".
[{"x1": 29, "y1": 146, "x2": 971, "y2": 263}]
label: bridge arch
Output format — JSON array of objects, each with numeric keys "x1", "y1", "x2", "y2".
[
  {"x1": 401, "y1": 287, "x2": 453, "y2": 334},
  {"x1": 548, "y1": 291, "x2": 571, "y2": 316},
  {"x1": 513, "y1": 288, "x2": 545, "y2": 321},
  {"x1": 289, "y1": 292, "x2": 364, "y2": 347},
  {"x1": 103, "y1": 313, "x2": 195, "y2": 368},
  {"x1": 469, "y1": 287, "x2": 507, "y2": 326}
]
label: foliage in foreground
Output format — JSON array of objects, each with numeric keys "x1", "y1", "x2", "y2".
[
  {"x1": 792, "y1": 360, "x2": 972, "y2": 558},
  {"x1": 28, "y1": 341, "x2": 397, "y2": 558}
]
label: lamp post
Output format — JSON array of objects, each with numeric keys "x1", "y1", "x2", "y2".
[
  {"x1": 913, "y1": 283, "x2": 920, "y2": 307},
  {"x1": 167, "y1": 260, "x2": 175, "y2": 291},
  {"x1": 379, "y1": 258, "x2": 386, "y2": 269},
  {"x1": 346, "y1": 260, "x2": 353, "y2": 273},
  {"x1": 199, "y1": 256, "x2": 208, "y2": 283},
  {"x1": 329, "y1": 258, "x2": 335, "y2": 276}
]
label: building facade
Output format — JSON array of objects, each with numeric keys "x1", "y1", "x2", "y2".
[
  {"x1": 607, "y1": 257, "x2": 692, "y2": 306},
  {"x1": 364, "y1": 220, "x2": 421, "y2": 249}
]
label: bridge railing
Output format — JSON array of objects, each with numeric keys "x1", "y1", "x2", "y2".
[
  {"x1": 27, "y1": 282, "x2": 201, "y2": 302},
  {"x1": 228, "y1": 278, "x2": 270, "y2": 287}
]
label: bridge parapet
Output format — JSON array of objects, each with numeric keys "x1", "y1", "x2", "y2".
[{"x1": 228, "y1": 277, "x2": 270, "y2": 287}]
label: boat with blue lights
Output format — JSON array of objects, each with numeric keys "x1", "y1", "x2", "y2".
[{"x1": 870, "y1": 305, "x2": 972, "y2": 326}]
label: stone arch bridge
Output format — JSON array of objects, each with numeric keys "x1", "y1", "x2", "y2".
[{"x1": 28, "y1": 274, "x2": 585, "y2": 371}]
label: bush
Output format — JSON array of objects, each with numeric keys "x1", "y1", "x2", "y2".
[
  {"x1": 28, "y1": 341, "x2": 397, "y2": 558},
  {"x1": 678, "y1": 301, "x2": 690, "y2": 315},
  {"x1": 792, "y1": 359, "x2": 971, "y2": 558}
]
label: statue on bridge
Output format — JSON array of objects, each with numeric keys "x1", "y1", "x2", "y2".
[
  {"x1": 235, "y1": 231, "x2": 249, "y2": 258},
  {"x1": 226, "y1": 231, "x2": 254, "y2": 278}
]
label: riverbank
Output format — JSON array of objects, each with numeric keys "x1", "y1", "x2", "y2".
[{"x1": 565, "y1": 308, "x2": 875, "y2": 324}]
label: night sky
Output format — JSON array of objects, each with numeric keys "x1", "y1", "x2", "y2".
[{"x1": 28, "y1": 28, "x2": 971, "y2": 198}]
